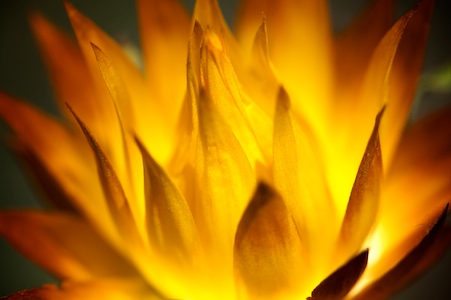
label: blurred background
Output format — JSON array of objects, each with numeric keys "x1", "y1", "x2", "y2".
[{"x1": 0, "y1": 0, "x2": 450, "y2": 298}]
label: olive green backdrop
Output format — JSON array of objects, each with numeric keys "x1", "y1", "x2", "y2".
[{"x1": 0, "y1": 0, "x2": 450, "y2": 299}]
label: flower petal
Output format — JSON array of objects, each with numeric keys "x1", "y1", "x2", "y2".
[
  {"x1": 353, "y1": 204, "x2": 450, "y2": 300},
  {"x1": 0, "y1": 211, "x2": 138, "y2": 281},
  {"x1": 380, "y1": 0, "x2": 434, "y2": 165},
  {"x1": 63, "y1": 2, "x2": 174, "y2": 166},
  {"x1": 137, "y1": 0, "x2": 190, "y2": 103},
  {"x1": 68, "y1": 107, "x2": 141, "y2": 249},
  {"x1": 193, "y1": 89, "x2": 256, "y2": 296},
  {"x1": 0, "y1": 93, "x2": 116, "y2": 241},
  {"x1": 29, "y1": 13, "x2": 99, "y2": 129},
  {"x1": 338, "y1": 109, "x2": 384, "y2": 256},
  {"x1": 308, "y1": 250, "x2": 368, "y2": 300},
  {"x1": 236, "y1": 0, "x2": 333, "y2": 135},
  {"x1": 135, "y1": 138, "x2": 200, "y2": 269},
  {"x1": 2, "y1": 278, "x2": 159, "y2": 300},
  {"x1": 234, "y1": 183, "x2": 304, "y2": 298},
  {"x1": 200, "y1": 29, "x2": 271, "y2": 167},
  {"x1": 273, "y1": 87, "x2": 338, "y2": 275}
]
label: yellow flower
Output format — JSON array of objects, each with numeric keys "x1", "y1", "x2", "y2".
[{"x1": 0, "y1": 0, "x2": 450, "y2": 299}]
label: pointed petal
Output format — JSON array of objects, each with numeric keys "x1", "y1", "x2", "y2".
[
  {"x1": 234, "y1": 183, "x2": 304, "y2": 298},
  {"x1": 236, "y1": 0, "x2": 333, "y2": 133},
  {"x1": 200, "y1": 29, "x2": 272, "y2": 166},
  {"x1": 28, "y1": 13, "x2": 99, "y2": 127},
  {"x1": 380, "y1": 0, "x2": 435, "y2": 165},
  {"x1": 0, "y1": 93, "x2": 116, "y2": 240},
  {"x1": 308, "y1": 250, "x2": 369, "y2": 300},
  {"x1": 68, "y1": 107, "x2": 141, "y2": 249},
  {"x1": 2, "y1": 278, "x2": 160, "y2": 300},
  {"x1": 193, "y1": 89, "x2": 256, "y2": 295},
  {"x1": 137, "y1": 0, "x2": 190, "y2": 103},
  {"x1": 354, "y1": 204, "x2": 450, "y2": 300},
  {"x1": 273, "y1": 87, "x2": 337, "y2": 273},
  {"x1": 63, "y1": 2, "x2": 173, "y2": 166},
  {"x1": 0, "y1": 211, "x2": 138, "y2": 281},
  {"x1": 246, "y1": 19, "x2": 279, "y2": 118},
  {"x1": 135, "y1": 138, "x2": 200, "y2": 269},
  {"x1": 90, "y1": 43, "x2": 144, "y2": 220},
  {"x1": 334, "y1": 0, "x2": 394, "y2": 117},
  {"x1": 339, "y1": 109, "x2": 384, "y2": 255}
]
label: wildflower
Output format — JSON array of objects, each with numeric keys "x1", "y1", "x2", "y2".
[{"x1": 0, "y1": 0, "x2": 450, "y2": 299}]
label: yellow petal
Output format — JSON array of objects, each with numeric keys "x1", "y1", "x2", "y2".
[
  {"x1": 234, "y1": 183, "x2": 304, "y2": 299},
  {"x1": 68, "y1": 106, "x2": 141, "y2": 250},
  {"x1": 135, "y1": 138, "x2": 200, "y2": 270},
  {"x1": 137, "y1": 0, "x2": 190, "y2": 104},
  {"x1": 193, "y1": 89, "x2": 256, "y2": 296},
  {"x1": 338, "y1": 109, "x2": 384, "y2": 257},
  {"x1": 0, "y1": 211, "x2": 137, "y2": 281},
  {"x1": 200, "y1": 29, "x2": 271, "y2": 167},
  {"x1": 273, "y1": 87, "x2": 337, "y2": 274},
  {"x1": 236, "y1": 0, "x2": 333, "y2": 137}
]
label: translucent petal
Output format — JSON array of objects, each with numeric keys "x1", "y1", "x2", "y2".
[
  {"x1": 0, "y1": 211, "x2": 137, "y2": 280},
  {"x1": 273, "y1": 87, "x2": 337, "y2": 275},
  {"x1": 338, "y1": 109, "x2": 384, "y2": 257}
]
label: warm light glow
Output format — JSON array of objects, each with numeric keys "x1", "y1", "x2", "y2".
[{"x1": 0, "y1": 0, "x2": 450, "y2": 299}]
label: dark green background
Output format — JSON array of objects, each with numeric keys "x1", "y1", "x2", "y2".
[{"x1": 0, "y1": 0, "x2": 450, "y2": 299}]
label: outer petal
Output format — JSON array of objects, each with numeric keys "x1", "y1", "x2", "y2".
[
  {"x1": 338, "y1": 109, "x2": 383, "y2": 258},
  {"x1": 308, "y1": 250, "x2": 368, "y2": 300},
  {"x1": 63, "y1": 2, "x2": 174, "y2": 167},
  {"x1": 0, "y1": 211, "x2": 137, "y2": 281},
  {"x1": 353, "y1": 205, "x2": 450, "y2": 300},
  {"x1": 68, "y1": 107, "x2": 142, "y2": 251},
  {"x1": 234, "y1": 183, "x2": 305, "y2": 299},
  {"x1": 373, "y1": 107, "x2": 451, "y2": 277},
  {"x1": 0, "y1": 93, "x2": 116, "y2": 242},
  {"x1": 2, "y1": 278, "x2": 160, "y2": 300}
]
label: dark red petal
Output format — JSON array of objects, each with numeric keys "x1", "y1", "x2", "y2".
[{"x1": 307, "y1": 250, "x2": 369, "y2": 300}]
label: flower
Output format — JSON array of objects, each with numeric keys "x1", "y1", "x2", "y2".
[{"x1": 0, "y1": 0, "x2": 450, "y2": 299}]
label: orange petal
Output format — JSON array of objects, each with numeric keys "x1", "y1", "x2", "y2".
[
  {"x1": 334, "y1": 0, "x2": 394, "y2": 118},
  {"x1": 28, "y1": 13, "x2": 99, "y2": 128},
  {"x1": 353, "y1": 204, "x2": 450, "y2": 300},
  {"x1": 2, "y1": 278, "x2": 160, "y2": 300},
  {"x1": 233, "y1": 183, "x2": 305, "y2": 298},
  {"x1": 380, "y1": 0, "x2": 435, "y2": 166},
  {"x1": 308, "y1": 250, "x2": 368, "y2": 300},
  {"x1": 135, "y1": 138, "x2": 200, "y2": 270},
  {"x1": 0, "y1": 211, "x2": 138, "y2": 281},
  {"x1": 68, "y1": 106, "x2": 141, "y2": 249},
  {"x1": 0, "y1": 93, "x2": 116, "y2": 241},
  {"x1": 137, "y1": 0, "x2": 190, "y2": 103},
  {"x1": 338, "y1": 109, "x2": 384, "y2": 257},
  {"x1": 236, "y1": 0, "x2": 333, "y2": 135},
  {"x1": 375, "y1": 107, "x2": 451, "y2": 266},
  {"x1": 273, "y1": 87, "x2": 337, "y2": 274}
]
